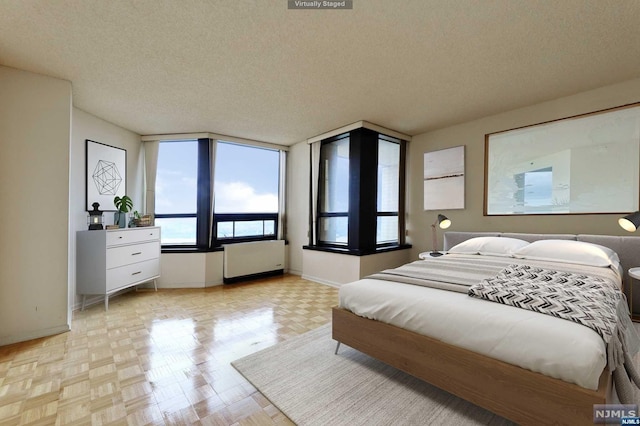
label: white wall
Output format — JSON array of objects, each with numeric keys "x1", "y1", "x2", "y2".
[
  {"x1": 70, "y1": 108, "x2": 143, "y2": 310},
  {"x1": 158, "y1": 252, "x2": 223, "y2": 288},
  {"x1": 408, "y1": 77, "x2": 640, "y2": 260},
  {"x1": 302, "y1": 250, "x2": 361, "y2": 286},
  {"x1": 359, "y1": 249, "x2": 411, "y2": 277},
  {"x1": 285, "y1": 141, "x2": 310, "y2": 275},
  {"x1": 0, "y1": 66, "x2": 71, "y2": 345},
  {"x1": 302, "y1": 249, "x2": 411, "y2": 287}
]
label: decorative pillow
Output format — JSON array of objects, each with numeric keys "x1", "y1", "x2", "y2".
[
  {"x1": 447, "y1": 237, "x2": 530, "y2": 257},
  {"x1": 512, "y1": 239, "x2": 620, "y2": 268}
]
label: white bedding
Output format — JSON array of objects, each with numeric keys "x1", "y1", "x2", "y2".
[{"x1": 339, "y1": 269, "x2": 612, "y2": 390}]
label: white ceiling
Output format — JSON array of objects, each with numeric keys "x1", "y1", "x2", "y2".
[{"x1": 1, "y1": 1, "x2": 639, "y2": 146}]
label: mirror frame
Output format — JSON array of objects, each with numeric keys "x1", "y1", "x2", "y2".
[{"x1": 484, "y1": 103, "x2": 640, "y2": 216}]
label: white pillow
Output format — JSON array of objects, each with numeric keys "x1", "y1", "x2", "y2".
[
  {"x1": 448, "y1": 237, "x2": 530, "y2": 257},
  {"x1": 512, "y1": 239, "x2": 620, "y2": 268}
]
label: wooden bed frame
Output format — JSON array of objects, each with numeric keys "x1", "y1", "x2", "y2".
[
  {"x1": 332, "y1": 307, "x2": 610, "y2": 425},
  {"x1": 331, "y1": 232, "x2": 640, "y2": 425}
]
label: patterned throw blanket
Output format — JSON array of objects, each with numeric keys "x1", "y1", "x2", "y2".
[
  {"x1": 369, "y1": 256, "x2": 640, "y2": 403},
  {"x1": 468, "y1": 264, "x2": 621, "y2": 341},
  {"x1": 469, "y1": 264, "x2": 640, "y2": 403}
]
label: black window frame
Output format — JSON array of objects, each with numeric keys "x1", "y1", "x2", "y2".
[
  {"x1": 314, "y1": 128, "x2": 407, "y2": 255},
  {"x1": 155, "y1": 138, "x2": 211, "y2": 251},
  {"x1": 212, "y1": 213, "x2": 279, "y2": 246},
  {"x1": 157, "y1": 138, "x2": 281, "y2": 252},
  {"x1": 375, "y1": 134, "x2": 404, "y2": 247},
  {"x1": 316, "y1": 133, "x2": 350, "y2": 248}
]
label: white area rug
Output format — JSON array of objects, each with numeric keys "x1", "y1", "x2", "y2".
[{"x1": 232, "y1": 324, "x2": 515, "y2": 426}]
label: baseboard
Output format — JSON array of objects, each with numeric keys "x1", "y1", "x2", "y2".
[
  {"x1": 156, "y1": 281, "x2": 206, "y2": 289},
  {"x1": 72, "y1": 287, "x2": 138, "y2": 311},
  {"x1": 0, "y1": 324, "x2": 70, "y2": 346},
  {"x1": 73, "y1": 294, "x2": 106, "y2": 311},
  {"x1": 301, "y1": 274, "x2": 342, "y2": 288}
]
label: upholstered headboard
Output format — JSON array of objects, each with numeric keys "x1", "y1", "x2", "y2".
[{"x1": 443, "y1": 231, "x2": 640, "y2": 309}]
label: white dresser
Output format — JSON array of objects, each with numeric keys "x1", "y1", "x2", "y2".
[{"x1": 76, "y1": 226, "x2": 161, "y2": 310}]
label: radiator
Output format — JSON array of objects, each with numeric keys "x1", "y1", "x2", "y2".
[{"x1": 223, "y1": 240, "x2": 285, "y2": 283}]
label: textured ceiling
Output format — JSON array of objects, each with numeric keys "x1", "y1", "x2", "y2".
[{"x1": 1, "y1": 1, "x2": 639, "y2": 145}]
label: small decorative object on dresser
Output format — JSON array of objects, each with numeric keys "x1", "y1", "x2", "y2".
[
  {"x1": 76, "y1": 226, "x2": 161, "y2": 310},
  {"x1": 87, "y1": 202, "x2": 104, "y2": 230},
  {"x1": 138, "y1": 215, "x2": 152, "y2": 226},
  {"x1": 113, "y1": 195, "x2": 133, "y2": 228},
  {"x1": 131, "y1": 211, "x2": 152, "y2": 227}
]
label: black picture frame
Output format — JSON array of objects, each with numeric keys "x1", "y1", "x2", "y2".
[{"x1": 85, "y1": 139, "x2": 127, "y2": 211}]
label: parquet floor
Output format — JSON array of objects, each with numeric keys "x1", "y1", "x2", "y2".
[{"x1": 0, "y1": 275, "x2": 338, "y2": 425}]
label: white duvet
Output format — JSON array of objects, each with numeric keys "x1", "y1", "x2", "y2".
[{"x1": 339, "y1": 276, "x2": 608, "y2": 390}]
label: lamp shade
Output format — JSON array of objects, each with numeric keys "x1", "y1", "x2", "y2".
[
  {"x1": 619, "y1": 211, "x2": 640, "y2": 232},
  {"x1": 437, "y1": 214, "x2": 451, "y2": 229}
]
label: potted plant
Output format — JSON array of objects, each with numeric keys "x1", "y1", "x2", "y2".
[
  {"x1": 130, "y1": 210, "x2": 142, "y2": 227},
  {"x1": 113, "y1": 195, "x2": 133, "y2": 228}
]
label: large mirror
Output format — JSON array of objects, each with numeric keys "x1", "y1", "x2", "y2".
[{"x1": 485, "y1": 103, "x2": 640, "y2": 215}]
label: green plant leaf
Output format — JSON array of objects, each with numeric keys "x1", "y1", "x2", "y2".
[{"x1": 114, "y1": 195, "x2": 133, "y2": 213}]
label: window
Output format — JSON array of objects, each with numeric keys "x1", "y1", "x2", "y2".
[
  {"x1": 213, "y1": 142, "x2": 281, "y2": 245},
  {"x1": 215, "y1": 213, "x2": 277, "y2": 240},
  {"x1": 315, "y1": 128, "x2": 406, "y2": 253},
  {"x1": 155, "y1": 140, "x2": 199, "y2": 245},
  {"x1": 155, "y1": 139, "x2": 283, "y2": 250},
  {"x1": 318, "y1": 135, "x2": 349, "y2": 245},
  {"x1": 377, "y1": 137, "x2": 400, "y2": 244}
]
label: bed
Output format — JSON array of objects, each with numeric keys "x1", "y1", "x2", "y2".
[{"x1": 332, "y1": 232, "x2": 640, "y2": 425}]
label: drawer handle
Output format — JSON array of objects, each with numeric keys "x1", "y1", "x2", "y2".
[
  {"x1": 132, "y1": 271, "x2": 142, "y2": 276},
  {"x1": 118, "y1": 236, "x2": 123, "y2": 239},
  {"x1": 131, "y1": 252, "x2": 142, "y2": 256}
]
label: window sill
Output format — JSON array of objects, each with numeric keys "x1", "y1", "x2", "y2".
[
  {"x1": 161, "y1": 240, "x2": 289, "y2": 254},
  {"x1": 302, "y1": 244, "x2": 411, "y2": 257},
  {"x1": 161, "y1": 246, "x2": 224, "y2": 254}
]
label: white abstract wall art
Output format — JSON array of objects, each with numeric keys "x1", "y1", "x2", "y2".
[
  {"x1": 423, "y1": 145, "x2": 465, "y2": 210},
  {"x1": 485, "y1": 103, "x2": 640, "y2": 215}
]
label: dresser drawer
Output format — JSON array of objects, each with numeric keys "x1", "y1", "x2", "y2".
[
  {"x1": 106, "y1": 241, "x2": 159, "y2": 269},
  {"x1": 106, "y1": 258, "x2": 160, "y2": 293},
  {"x1": 106, "y1": 227, "x2": 160, "y2": 246}
]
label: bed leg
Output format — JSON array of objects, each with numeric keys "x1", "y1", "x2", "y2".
[{"x1": 334, "y1": 341, "x2": 341, "y2": 355}]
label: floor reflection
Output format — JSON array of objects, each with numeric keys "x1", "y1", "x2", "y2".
[{"x1": 0, "y1": 275, "x2": 338, "y2": 425}]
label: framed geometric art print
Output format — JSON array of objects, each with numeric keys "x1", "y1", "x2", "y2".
[{"x1": 85, "y1": 139, "x2": 126, "y2": 211}]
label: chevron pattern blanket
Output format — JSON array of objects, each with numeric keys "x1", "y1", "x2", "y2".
[
  {"x1": 469, "y1": 264, "x2": 640, "y2": 403},
  {"x1": 468, "y1": 264, "x2": 620, "y2": 341}
]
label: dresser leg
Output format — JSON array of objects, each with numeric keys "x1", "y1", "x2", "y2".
[
  {"x1": 81, "y1": 295, "x2": 86, "y2": 311},
  {"x1": 153, "y1": 279, "x2": 157, "y2": 292},
  {"x1": 105, "y1": 295, "x2": 109, "y2": 311}
]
